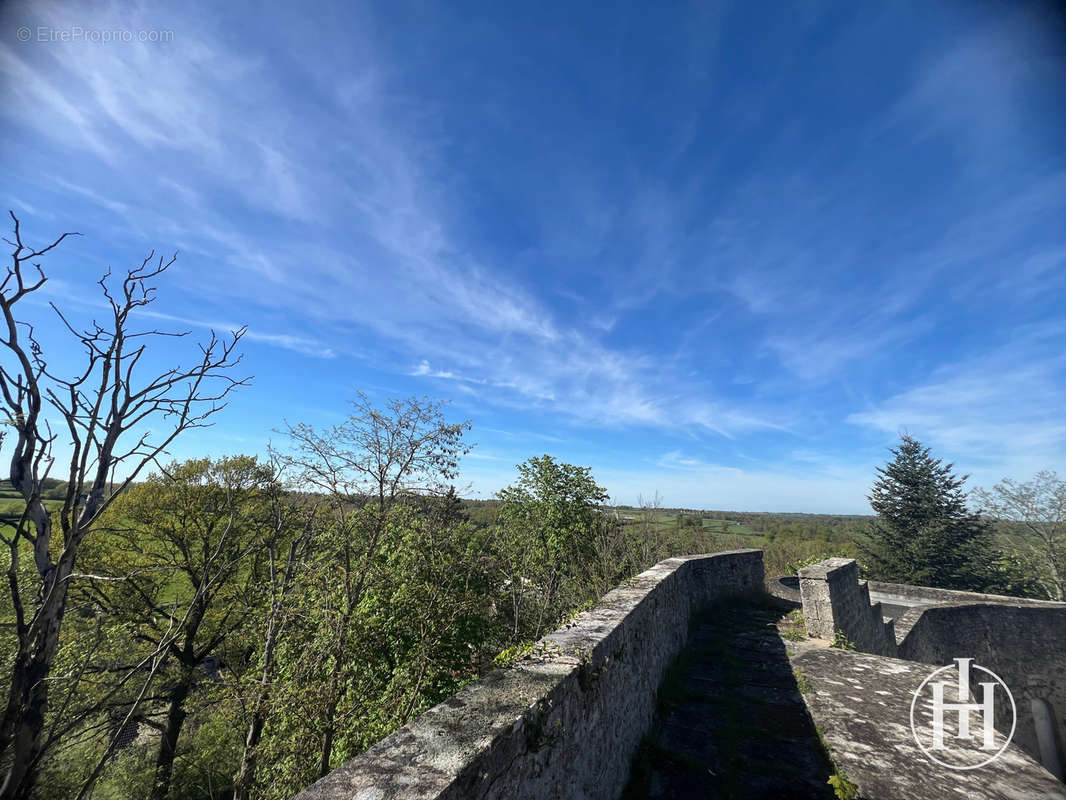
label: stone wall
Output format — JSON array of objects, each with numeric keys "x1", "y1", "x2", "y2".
[
  {"x1": 866, "y1": 579, "x2": 1060, "y2": 639},
  {"x1": 798, "y1": 558, "x2": 898, "y2": 656},
  {"x1": 797, "y1": 557, "x2": 1066, "y2": 779},
  {"x1": 898, "y1": 603, "x2": 1066, "y2": 777},
  {"x1": 791, "y1": 645, "x2": 1066, "y2": 799},
  {"x1": 292, "y1": 549, "x2": 765, "y2": 800}
]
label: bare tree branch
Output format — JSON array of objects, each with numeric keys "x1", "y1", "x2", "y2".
[{"x1": 0, "y1": 213, "x2": 249, "y2": 800}]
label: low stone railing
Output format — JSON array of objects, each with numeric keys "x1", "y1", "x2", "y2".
[{"x1": 293, "y1": 549, "x2": 764, "y2": 800}]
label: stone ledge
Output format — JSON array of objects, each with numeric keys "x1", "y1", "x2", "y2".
[
  {"x1": 767, "y1": 574, "x2": 801, "y2": 604},
  {"x1": 797, "y1": 557, "x2": 857, "y2": 582},
  {"x1": 867, "y1": 580, "x2": 1066, "y2": 609}
]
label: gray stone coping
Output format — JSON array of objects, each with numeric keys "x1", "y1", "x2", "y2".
[
  {"x1": 867, "y1": 580, "x2": 1066, "y2": 610},
  {"x1": 797, "y1": 556, "x2": 857, "y2": 582}
]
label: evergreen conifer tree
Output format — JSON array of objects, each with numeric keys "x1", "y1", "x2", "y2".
[{"x1": 862, "y1": 434, "x2": 1001, "y2": 591}]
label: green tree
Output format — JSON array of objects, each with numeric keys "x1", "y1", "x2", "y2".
[
  {"x1": 271, "y1": 395, "x2": 471, "y2": 784},
  {"x1": 232, "y1": 475, "x2": 324, "y2": 800},
  {"x1": 358, "y1": 491, "x2": 493, "y2": 726},
  {"x1": 495, "y1": 455, "x2": 609, "y2": 641},
  {"x1": 79, "y1": 457, "x2": 274, "y2": 800},
  {"x1": 861, "y1": 435, "x2": 1001, "y2": 592}
]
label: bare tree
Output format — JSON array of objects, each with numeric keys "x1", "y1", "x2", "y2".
[
  {"x1": 284, "y1": 392, "x2": 470, "y2": 514},
  {"x1": 632, "y1": 491, "x2": 664, "y2": 570},
  {"x1": 0, "y1": 214, "x2": 247, "y2": 800},
  {"x1": 973, "y1": 471, "x2": 1066, "y2": 600}
]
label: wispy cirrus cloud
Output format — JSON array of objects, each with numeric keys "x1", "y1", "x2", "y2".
[
  {"x1": 1, "y1": 4, "x2": 650, "y2": 414},
  {"x1": 847, "y1": 325, "x2": 1066, "y2": 479}
]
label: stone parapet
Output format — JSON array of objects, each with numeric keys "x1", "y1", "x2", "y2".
[
  {"x1": 292, "y1": 549, "x2": 765, "y2": 800},
  {"x1": 797, "y1": 558, "x2": 1066, "y2": 776},
  {"x1": 798, "y1": 558, "x2": 898, "y2": 656},
  {"x1": 898, "y1": 602, "x2": 1066, "y2": 773}
]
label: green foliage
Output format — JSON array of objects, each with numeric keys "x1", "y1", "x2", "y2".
[
  {"x1": 781, "y1": 610, "x2": 806, "y2": 641},
  {"x1": 828, "y1": 768, "x2": 859, "y2": 800},
  {"x1": 41, "y1": 457, "x2": 278, "y2": 800},
  {"x1": 495, "y1": 455, "x2": 610, "y2": 642},
  {"x1": 493, "y1": 641, "x2": 536, "y2": 667},
  {"x1": 973, "y1": 471, "x2": 1066, "y2": 601},
  {"x1": 793, "y1": 667, "x2": 811, "y2": 694},
  {"x1": 785, "y1": 550, "x2": 857, "y2": 576},
  {"x1": 18, "y1": 413, "x2": 1051, "y2": 800},
  {"x1": 32, "y1": 734, "x2": 108, "y2": 800},
  {"x1": 830, "y1": 630, "x2": 856, "y2": 650},
  {"x1": 815, "y1": 725, "x2": 859, "y2": 800},
  {"x1": 497, "y1": 455, "x2": 609, "y2": 560},
  {"x1": 90, "y1": 747, "x2": 156, "y2": 800},
  {"x1": 861, "y1": 434, "x2": 1005, "y2": 592},
  {"x1": 980, "y1": 548, "x2": 1046, "y2": 599},
  {"x1": 44, "y1": 711, "x2": 243, "y2": 800}
]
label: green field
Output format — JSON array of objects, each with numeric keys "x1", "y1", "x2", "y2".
[{"x1": 0, "y1": 488, "x2": 65, "y2": 524}]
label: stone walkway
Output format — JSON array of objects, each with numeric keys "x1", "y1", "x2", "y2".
[{"x1": 622, "y1": 596, "x2": 836, "y2": 800}]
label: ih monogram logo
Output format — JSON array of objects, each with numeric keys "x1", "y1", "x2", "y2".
[
  {"x1": 930, "y1": 658, "x2": 996, "y2": 750},
  {"x1": 910, "y1": 658, "x2": 1016, "y2": 770}
]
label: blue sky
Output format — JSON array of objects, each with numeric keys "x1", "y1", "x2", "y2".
[{"x1": 1, "y1": 1, "x2": 1064, "y2": 513}]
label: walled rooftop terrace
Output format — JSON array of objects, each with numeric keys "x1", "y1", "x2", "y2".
[{"x1": 293, "y1": 550, "x2": 1066, "y2": 800}]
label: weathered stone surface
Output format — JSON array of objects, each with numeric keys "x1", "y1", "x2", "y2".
[
  {"x1": 868, "y1": 580, "x2": 1066, "y2": 610},
  {"x1": 295, "y1": 554, "x2": 1066, "y2": 800},
  {"x1": 898, "y1": 603, "x2": 1066, "y2": 773},
  {"x1": 798, "y1": 559, "x2": 897, "y2": 656},
  {"x1": 292, "y1": 550, "x2": 765, "y2": 800},
  {"x1": 766, "y1": 575, "x2": 801, "y2": 605},
  {"x1": 796, "y1": 558, "x2": 1066, "y2": 775},
  {"x1": 791, "y1": 645, "x2": 1066, "y2": 800}
]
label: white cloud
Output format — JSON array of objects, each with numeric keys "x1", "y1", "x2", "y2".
[
  {"x1": 133, "y1": 309, "x2": 336, "y2": 358},
  {"x1": 847, "y1": 334, "x2": 1066, "y2": 482}
]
